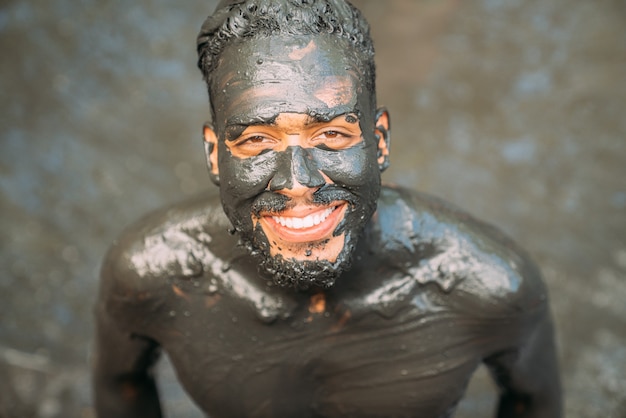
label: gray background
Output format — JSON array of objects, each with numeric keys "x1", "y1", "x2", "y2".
[{"x1": 1, "y1": 0, "x2": 625, "y2": 416}]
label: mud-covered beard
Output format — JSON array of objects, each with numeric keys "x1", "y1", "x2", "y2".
[{"x1": 240, "y1": 225, "x2": 359, "y2": 290}]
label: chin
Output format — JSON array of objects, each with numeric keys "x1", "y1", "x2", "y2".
[
  {"x1": 258, "y1": 254, "x2": 350, "y2": 290},
  {"x1": 241, "y1": 226, "x2": 359, "y2": 290}
]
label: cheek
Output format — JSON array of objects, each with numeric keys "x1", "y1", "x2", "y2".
[
  {"x1": 218, "y1": 148, "x2": 278, "y2": 202},
  {"x1": 311, "y1": 142, "x2": 380, "y2": 191}
]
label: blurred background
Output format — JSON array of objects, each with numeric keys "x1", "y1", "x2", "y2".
[{"x1": 1, "y1": 0, "x2": 625, "y2": 416}]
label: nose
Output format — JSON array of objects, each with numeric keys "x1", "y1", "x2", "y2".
[{"x1": 269, "y1": 146, "x2": 325, "y2": 196}]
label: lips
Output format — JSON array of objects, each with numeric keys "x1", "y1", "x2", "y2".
[{"x1": 259, "y1": 203, "x2": 347, "y2": 244}]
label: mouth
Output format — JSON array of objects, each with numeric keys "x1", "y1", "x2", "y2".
[
  {"x1": 259, "y1": 202, "x2": 347, "y2": 244},
  {"x1": 271, "y1": 206, "x2": 335, "y2": 229}
]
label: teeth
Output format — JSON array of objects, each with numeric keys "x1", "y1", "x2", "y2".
[{"x1": 273, "y1": 207, "x2": 335, "y2": 229}]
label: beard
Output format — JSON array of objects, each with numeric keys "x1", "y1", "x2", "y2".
[
  {"x1": 240, "y1": 225, "x2": 359, "y2": 290},
  {"x1": 228, "y1": 184, "x2": 374, "y2": 290}
]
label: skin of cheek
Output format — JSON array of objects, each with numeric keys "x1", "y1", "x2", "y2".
[
  {"x1": 217, "y1": 145, "x2": 279, "y2": 234},
  {"x1": 311, "y1": 143, "x2": 380, "y2": 230},
  {"x1": 311, "y1": 141, "x2": 380, "y2": 194}
]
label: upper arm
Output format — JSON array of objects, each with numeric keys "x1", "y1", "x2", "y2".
[
  {"x1": 484, "y1": 309, "x2": 562, "y2": 418},
  {"x1": 93, "y1": 290, "x2": 161, "y2": 384},
  {"x1": 92, "y1": 240, "x2": 165, "y2": 417},
  {"x1": 93, "y1": 231, "x2": 167, "y2": 372},
  {"x1": 93, "y1": 196, "x2": 225, "y2": 374},
  {"x1": 94, "y1": 237, "x2": 162, "y2": 364},
  {"x1": 475, "y1": 263, "x2": 562, "y2": 418}
]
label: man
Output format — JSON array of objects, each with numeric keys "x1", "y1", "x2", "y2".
[{"x1": 93, "y1": 1, "x2": 562, "y2": 417}]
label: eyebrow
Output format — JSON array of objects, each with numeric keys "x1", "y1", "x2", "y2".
[
  {"x1": 223, "y1": 110, "x2": 360, "y2": 141},
  {"x1": 225, "y1": 114, "x2": 278, "y2": 130},
  {"x1": 307, "y1": 110, "x2": 360, "y2": 124},
  {"x1": 226, "y1": 110, "x2": 359, "y2": 128}
]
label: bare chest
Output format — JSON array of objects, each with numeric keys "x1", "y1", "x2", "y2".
[{"x1": 156, "y1": 289, "x2": 480, "y2": 418}]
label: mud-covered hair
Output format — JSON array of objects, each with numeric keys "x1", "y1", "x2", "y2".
[{"x1": 196, "y1": 0, "x2": 376, "y2": 116}]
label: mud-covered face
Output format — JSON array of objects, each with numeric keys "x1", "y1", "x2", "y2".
[{"x1": 204, "y1": 34, "x2": 390, "y2": 289}]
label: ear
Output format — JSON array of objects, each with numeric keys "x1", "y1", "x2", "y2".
[
  {"x1": 203, "y1": 122, "x2": 220, "y2": 186},
  {"x1": 374, "y1": 107, "x2": 391, "y2": 172}
]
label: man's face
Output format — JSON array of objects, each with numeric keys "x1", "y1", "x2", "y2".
[{"x1": 204, "y1": 34, "x2": 389, "y2": 289}]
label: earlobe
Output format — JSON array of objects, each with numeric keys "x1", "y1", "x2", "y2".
[
  {"x1": 203, "y1": 123, "x2": 220, "y2": 186},
  {"x1": 374, "y1": 107, "x2": 391, "y2": 172}
]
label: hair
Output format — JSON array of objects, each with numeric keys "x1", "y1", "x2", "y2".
[{"x1": 196, "y1": 0, "x2": 376, "y2": 116}]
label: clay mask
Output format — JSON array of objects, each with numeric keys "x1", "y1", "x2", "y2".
[{"x1": 208, "y1": 35, "x2": 383, "y2": 288}]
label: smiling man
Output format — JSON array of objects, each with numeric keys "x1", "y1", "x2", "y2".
[
  {"x1": 203, "y1": 31, "x2": 389, "y2": 289},
  {"x1": 93, "y1": 1, "x2": 561, "y2": 417}
]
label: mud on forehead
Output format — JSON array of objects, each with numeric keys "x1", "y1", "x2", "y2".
[{"x1": 210, "y1": 34, "x2": 369, "y2": 129}]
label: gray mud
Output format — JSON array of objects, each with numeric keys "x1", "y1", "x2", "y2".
[{"x1": 1, "y1": 0, "x2": 625, "y2": 416}]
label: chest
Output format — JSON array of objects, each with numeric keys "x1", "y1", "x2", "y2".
[{"x1": 157, "y1": 293, "x2": 481, "y2": 418}]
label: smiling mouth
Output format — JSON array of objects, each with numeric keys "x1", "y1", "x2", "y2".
[
  {"x1": 259, "y1": 203, "x2": 347, "y2": 244},
  {"x1": 271, "y1": 207, "x2": 335, "y2": 229}
]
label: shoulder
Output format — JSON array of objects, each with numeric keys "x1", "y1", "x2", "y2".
[
  {"x1": 369, "y1": 186, "x2": 548, "y2": 314},
  {"x1": 98, "y1": 191, "x2": 234, "y2": 310}
]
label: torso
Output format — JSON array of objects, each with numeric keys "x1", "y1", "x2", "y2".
[{"x1": 110, "y1": 186, "x2": 545, "y2": 417}]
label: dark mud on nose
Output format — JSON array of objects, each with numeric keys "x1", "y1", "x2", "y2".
[{"x1": 268, "y1": 146, "x2": 326, "y2": 192}]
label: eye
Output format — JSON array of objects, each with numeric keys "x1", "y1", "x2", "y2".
[
  {"x1": 322, "y1": 131, "x2": 341, "y2": 139},
  {"x1": 228, "y1": 134, "x2": 278, "y2": 157},
  {"x1": 312, "y1": 129, "x2": 362, "y2": 150},
  {"x1": 314, "y1": 130, "x2": 349, "y2": 142},
  {"x1": 235, "y1": 134, "x2": 276, "y2": 147},
  {"x1": 244, "y1": 135, "x2": 267, "y2": 144}
]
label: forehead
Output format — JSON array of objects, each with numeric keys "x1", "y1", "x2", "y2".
[{"x1": 211, "y1": 34, "x2": 368, "y2": 127}]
